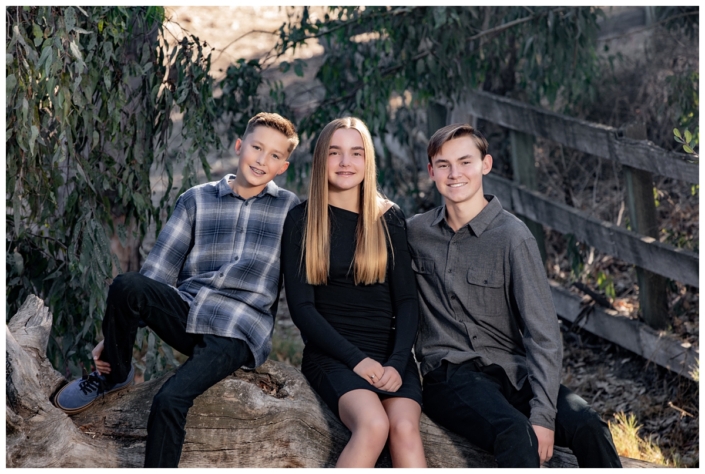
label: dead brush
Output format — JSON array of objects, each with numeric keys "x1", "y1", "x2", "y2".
[{"x1": 609, "y1": 411, "x2": 670, "y2": 465}]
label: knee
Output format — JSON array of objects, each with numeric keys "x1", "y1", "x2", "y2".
[
  {"x1": 111, "y1": 271, "x2": 146, "y2": 293},
  {"x1": 389, "y1": 417, "x2": 420, "y2": 444},
  {"x1": 356, "y1": 416, "x2": 390, "y2": 446},
  {"x1": 108, "y1": 272, "x2": 148, "y2": 307},
  {"x1": 574, "y1": 409, "x2": 610, "y2": 438}
]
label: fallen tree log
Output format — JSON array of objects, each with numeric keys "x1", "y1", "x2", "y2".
[{"x1": 6, "y1": 295, "x2": 655, "y2": 468}]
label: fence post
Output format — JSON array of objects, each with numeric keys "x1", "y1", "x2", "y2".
[
  {"x1": 622, "y1": 122, "x2": 669, "y2": 330},
  {"x1": 427, "y1": 102, "x2": 449, "y2": 206},
  {"x1": 510, "y1": 130, "x2": 547, "y2": 264}
]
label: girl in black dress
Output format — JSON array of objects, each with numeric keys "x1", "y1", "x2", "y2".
[{"x1": 281, "y1": 117, "x2": 426, "y2": 467}]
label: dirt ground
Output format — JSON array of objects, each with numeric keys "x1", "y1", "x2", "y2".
[{"x1": 159, "y1": 6, "x2": 698, "y2": 466}]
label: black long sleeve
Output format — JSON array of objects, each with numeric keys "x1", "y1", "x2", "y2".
[
  {"x1": 281, "y1": 204, "x2": 367, "y2": 370},
  {"x1": 381, "y1": 208, "x2": 419, "y2": 376},
  {"x1": 281, "y1": 202, "x2": 419, "y2": 376}
]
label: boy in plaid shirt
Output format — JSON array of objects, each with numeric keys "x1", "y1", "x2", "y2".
[{"x1": 54, "y1": 112, "x2": 300, "y2": 467}]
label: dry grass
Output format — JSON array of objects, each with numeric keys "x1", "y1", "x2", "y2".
[
  {"x1": 609, "y1": 411, "x2": 692, "y2": 467},
  {"x1": 609, "y1": 412, "x2": 669, "y2": 465}
]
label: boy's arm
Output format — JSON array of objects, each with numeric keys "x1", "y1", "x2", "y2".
[
  {"x1": 140, "y1": 194, "x2": 194, "y2": 287},
  {"x1": 510, "y1": 237, "x2": 563, "y2": 431}
]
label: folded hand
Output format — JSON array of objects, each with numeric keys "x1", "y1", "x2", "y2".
[
  {"x1": 375, "y1": 366, "x2": 402, "y2": 392},
  {"x1": 353, "y1": 357, "x2": 384, "y2": 386}
]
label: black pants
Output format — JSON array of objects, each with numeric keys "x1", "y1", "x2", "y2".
[
  {"x1": 102, "y1": 272, "x2": 252, "y2": 468},
  {"x1": 422, "y1": 360, "x2": 622, "y2": 468}
]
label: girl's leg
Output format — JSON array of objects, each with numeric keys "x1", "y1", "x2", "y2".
[
  {"x1": 336, "y1": 389, "x2": 390, "y2": 467},
  {"x1": 382, "y1": 397, "x2": 427, "y2": 468}
]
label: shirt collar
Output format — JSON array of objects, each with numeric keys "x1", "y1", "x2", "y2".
[
  {"x1": 430, "y1": 194, "x2": 503, "y2": 237},
  {"x1": 217, "y1": 174, "x2": 281, "y2": 199}
]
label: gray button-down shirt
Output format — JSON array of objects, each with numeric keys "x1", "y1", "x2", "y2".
[
  {"x1": 140, "y1": 175, "x2": 299, "y2": 368},
  {"x1": 407, "y1": 195, "x2": 562, "y2": 429}
]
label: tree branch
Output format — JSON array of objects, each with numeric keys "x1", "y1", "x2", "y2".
[
  {"x1": 597, "y1": 10, "x2": 699, "y2": 42},
  {"x1": 467, "y1": 7, "x2": 565, "y2": 42}
]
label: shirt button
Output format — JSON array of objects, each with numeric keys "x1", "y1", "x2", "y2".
[
  {"x1": 234, "y1": 256, "x2": 239, "y2": 261},
  {"x1": 450, "y1": 295, "x2": 457, "y2": 300},
  {"x1": 219, "y1": 273, "x2": 224, "y2": 277},
  {"x1": 473, "y1": 335, "x2": 478, "y2": 340}
]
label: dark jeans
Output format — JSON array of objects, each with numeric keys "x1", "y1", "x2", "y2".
[
  {"x1": 422, "y1": 360, "x2": 622, "y2": 468},
  {"x1": 102, "y1": 272, "x2": 252, "y2": 468}
]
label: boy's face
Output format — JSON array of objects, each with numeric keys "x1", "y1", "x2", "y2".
[
  {"x1": 234, "y1": 125, "x2": 291, "y2": 192},
  {"x1": 428, "y1": 135, "x2": 492, "y2": 206}
]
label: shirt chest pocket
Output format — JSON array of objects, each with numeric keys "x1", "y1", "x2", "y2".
[
  {"x1": 464, "y1": 268, "x2": 505, "y2": 316},
  {"x1": 411, "y1": 257, "x2": 435, "y2": 278}
]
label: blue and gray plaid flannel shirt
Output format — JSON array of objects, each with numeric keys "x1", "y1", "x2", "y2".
[{"x1": 140, "y1": 174, "x2": 299, "y2": 368}]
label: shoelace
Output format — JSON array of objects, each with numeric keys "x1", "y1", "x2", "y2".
[{"x1": 78, "y1": 372, "x2": 107, "y2": 396}]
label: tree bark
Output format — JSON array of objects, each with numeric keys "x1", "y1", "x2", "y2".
[{"x1": 6, "y1": 295, "x2": 656, "y2": 468}]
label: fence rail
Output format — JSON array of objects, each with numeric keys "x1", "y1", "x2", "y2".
[
  {"x1": 457, "y1": 90, "x2": 698, "y2": 183},
  {"x1": 550, "y1": 282, "x2": 697, "y2": 380},
  {"x1": 484, "y1": 174, "x2": 699, "y2": 287}
]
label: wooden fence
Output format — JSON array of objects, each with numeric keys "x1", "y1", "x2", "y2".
[{"x1": 442, "y1": 89, "x2": 699, "y2": 380}]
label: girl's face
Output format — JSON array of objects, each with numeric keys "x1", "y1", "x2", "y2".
[{"x1": 327, "y1": 128, "x2": 366, "y2": 194}]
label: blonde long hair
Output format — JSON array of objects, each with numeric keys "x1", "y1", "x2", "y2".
[{"x1": 303, "y1": 117, "x2": 390, "y2": 285}]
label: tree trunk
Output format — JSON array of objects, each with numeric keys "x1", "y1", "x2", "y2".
[{"x1": 6, "y1": 295, "x2": 656, "y2": 468}]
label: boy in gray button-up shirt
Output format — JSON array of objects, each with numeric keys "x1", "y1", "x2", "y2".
[{"x1": 407, "y1": 123, "x2": 621, "y2": 468}]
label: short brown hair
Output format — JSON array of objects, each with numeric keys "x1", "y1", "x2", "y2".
[
  {"x1": 427, "y1": 123, "x2": 489, "y2": 164},
  {"x1": 242, "y1": 112, "x2": 300, "y2": 154}
]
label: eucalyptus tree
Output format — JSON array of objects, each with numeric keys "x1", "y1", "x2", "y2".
[{"x1": 6, "y1": 6, "x2": 219, "y2": 374}]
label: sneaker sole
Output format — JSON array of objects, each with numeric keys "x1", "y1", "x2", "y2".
[{"x1": 54, "y1": 376, "x2": 134, "y2": 416}]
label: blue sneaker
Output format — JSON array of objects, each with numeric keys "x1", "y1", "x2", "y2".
[{"x1": 54, "y1": 365, "x2": 135, "y2": 415}]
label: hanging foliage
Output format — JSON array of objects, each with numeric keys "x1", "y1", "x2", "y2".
[
  {"x1": 214, "y1": 6, "x2": 604, "y2": 206},
  {"x1": 6, "y1": 6, "x2": 219, "y2": 375}
]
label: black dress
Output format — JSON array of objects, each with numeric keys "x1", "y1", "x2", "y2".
[{"x1": 281, "y1": 202, "x2": 422, "y2": 417}]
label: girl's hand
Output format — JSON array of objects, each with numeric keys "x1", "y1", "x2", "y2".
[
  {"x1": 353, "y1": 357, "x2": 384, "y2": 386},
  {"x1": 91, "y1": 340, "x2": 112, "y2": 375},
  {"x1": 375, "y1": 366, "x2": 402, "y2": 392}
]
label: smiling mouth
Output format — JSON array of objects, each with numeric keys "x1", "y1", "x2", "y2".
[
  {"x1": 250, "y1": 166, "x2": 265, "y2": 176},
  {"x1": 336, "y1": 172, "x2": 355, "y2": 176},
  {"x1": 448, "y1": 183, "x2": 466, "y2": 187}
]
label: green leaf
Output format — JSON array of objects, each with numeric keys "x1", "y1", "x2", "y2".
[
  {"x1": 416, "y1": 58, "x2": 425, "y2": 75},
  {"x1": 38, "y1": 44, "x2": 52, "y2": 68},
  {"x1": 69, "y1": 40, "x2": 85, "y2": 67},
  {"x1": 684, "y1": 129, "x2": 692, "y2": 143},
  {"x1": 294, "y1": 61, "x2": 304, "y2": 77},
  {"x1": 29, "y1": 125, "x2": 39, "y2": 155},
  {"x1": 103, "y1": 69, "x2": 112, "y2": 89},
  {"x1": 32, "y1": 23, "x2": 43, "y2": 38},
  {"x1": 6, "y1": 73, "x2": 17, "y2": 95},
  {"x1": 64, "y1": 7, "x2": 77, "y2": 32},
  {"x1": 683, "y1": 144, "x2": 694, "y2": 154}
]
